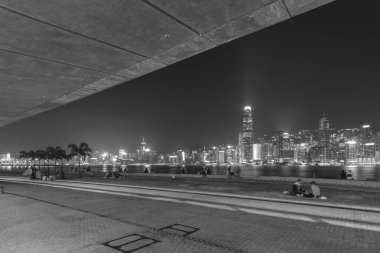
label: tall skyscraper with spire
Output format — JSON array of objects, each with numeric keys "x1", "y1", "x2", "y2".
[
  {"x1": 318, "y1": 112, "x2": 333, "y2": 162},
  {"x1": 319, "y1": 112, "x2": 330, "y2": 130},
  {"x1": 238, "y1": 106, "x2": 253, "y2": 163}
]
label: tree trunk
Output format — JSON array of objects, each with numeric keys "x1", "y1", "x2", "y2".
[
  {"x1": 78, "y1": 156, "x2": 82, "y2": 177},
  {"x1": 43, "y1": 160, "x2": 46, "y2": 178},
  {"x1": 54, "y1": 159, "x2": 57, "y2": 176},
  {"x1": 60, "y1": 160, "x2": 65, "y2": 180},
  {"x1": 47, "y1": 159, "x2": 50, "y2": 177}
]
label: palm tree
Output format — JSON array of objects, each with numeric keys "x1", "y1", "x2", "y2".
[
  {"x1": 59, "y1": 149, "x2": 69, "y2": 179},
  {"x1": 54, "y1": 147, "x2": 66, "y2": 178},
  {"x1": 28, "y1": 150, "x2": 37, "y2": 167},
  {"x1": 36, "y1": 150, "x2": 46, "y2": 171},
  {"x1": 46, "y1": 146, "x2": 55, "y2": 177},
  {"x1": 19, "y1": 151, "x2": 30, "y2": 169},
  {"x1": 67, "y1": 142, "x2": 92, "y2": 177}
]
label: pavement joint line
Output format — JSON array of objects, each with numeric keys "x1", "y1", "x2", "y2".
[
  {"x1": 6, "y1": 177, "x2": 379, "y2": 213},
  {"x1": 4, "y1": 178, "x2": 380, "y2": 230},
  {"x1": 3, "y1": 190, "x2": 249, "y2": 253}
]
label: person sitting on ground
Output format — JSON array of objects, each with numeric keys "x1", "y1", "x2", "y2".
[
  {"x1": 113, "y1": 170, "x2": 121, "y2": 179},
  {"x1": 286, "y1": 179, "x2": 306, "y2": 196},
  {"x1": 346, "y1": 170, "x2": 354, "y2": 180},
  {"x1": 310, "y1": 181, "x2": 320, "y2": 198},
  {"x1": 310, "y1": 181, "x2": 327, "y2": 199},
  {"x1": 105, "y1": 170, "x2": 113, "y2": 179}
]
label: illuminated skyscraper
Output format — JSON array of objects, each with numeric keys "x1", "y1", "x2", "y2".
[
  {"x1": 376, "y1": 133, "x2": 380, "y2": 162},
  {"x1": 217, "y1": 150, "x2": 225, "y2": 164},
  {"x1": 252, "y1": 144, "x2": 262, "y2": 161},
  {"x1": 360, "y1": 124, "x2": 373, "y2": 142},
  {"x1": 294, "y1": 143, "x2": 309, "y2": 163},
  {"x1": 359, "y1": 124, "x2": 373, "y2": 158},
  {"x1": 118, "y1": 149, "x2": 126, "y2": 159},
  {"x1": 318, "y1": 112, "x2": 333, "y2": 162},
  {"x1": 319, "y1": 112, "x2": 330, "y2": 130},
  {"x1": 346, "y1": 140, "x2": 358, "y2": 164},
  {"x1": 238, "y1": 106, "x2": 253, "y2": 163},
  {"x1": 141, "y1": 137, "x2": 146, "y2": 151}
]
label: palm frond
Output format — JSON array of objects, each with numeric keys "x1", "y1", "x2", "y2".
[
  {"x1": 68, "y1": 143, "x2": 78, "y2": 149},
  {"x1": 19, "y1": 151, "x2": 27, "y2": 158}
]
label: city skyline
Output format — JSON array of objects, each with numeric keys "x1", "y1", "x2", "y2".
[
  {"x1": 0, "y1": 0, "x2": 379, "y2": 154},
  {"x1": 2, "y1": 109, "x2": 379, "y2": 166}
]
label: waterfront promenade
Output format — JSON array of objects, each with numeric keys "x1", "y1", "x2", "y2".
[{"x1": 1, "y1": 175, "x2": 380, "y2": 252}]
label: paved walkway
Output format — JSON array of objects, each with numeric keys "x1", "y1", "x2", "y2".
[
  {"x1": 1, "y1": 176, "x2": 380, "y2": 252},
  {"x1": 66, "y1": 174, "x2": 380, "y2": 208}
]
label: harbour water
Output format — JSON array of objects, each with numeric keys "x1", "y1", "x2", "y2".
[{"x1": 1, "y1": 164, "x2": 380, "y2": 181}]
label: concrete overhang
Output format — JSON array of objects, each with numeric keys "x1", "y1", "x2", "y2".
[{"x1": 0, "y1": 0, "x2": 334, "y2": 127}]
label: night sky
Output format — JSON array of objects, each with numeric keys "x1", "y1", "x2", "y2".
[{"x1": 1, "y1": 0, "x2": 379, "y2": 154}]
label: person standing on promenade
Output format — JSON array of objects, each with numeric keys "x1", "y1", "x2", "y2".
[
  {"x1": 201, "y1": 165, "x2": 207, "y2": 177},
  {"x1": 339, "y1": 170, "x2": 347, "y2": 179},
  {"x1": 227, "y1": 165, "x2": 232, "y2": 176}
]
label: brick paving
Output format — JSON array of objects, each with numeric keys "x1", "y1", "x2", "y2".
[
  {"x1": 1, "y1": 179, "x2": 380, "y2": 252},
  {"x1": 0, "y1": 194, "x2": 235, "y2": 253}
]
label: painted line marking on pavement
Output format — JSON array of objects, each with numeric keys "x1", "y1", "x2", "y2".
[
  {"x1": 184, "y1": 201, "x2": 237, "y2": 211},
  {"x1": 149, "y1": 197, "x2": 184, "y2": 203},
  {"x1": 321, "y1": 219, "x2": 380, "y2": 232},
  {"x1": 239, "y1": 208, "x2": 317, "y2": 223}
]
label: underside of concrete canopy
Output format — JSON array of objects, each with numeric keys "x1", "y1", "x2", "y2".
[{"x1": 0, "y1": 0, "x2": 334, "y2": 127}]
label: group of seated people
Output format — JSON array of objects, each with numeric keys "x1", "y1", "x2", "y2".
[
  {"x1": 284, "y1": 179, "x2": 327, "y2": 199},
  {"x1": 104, "y1": 168, "x2": 126, "y2": 179},
  {"x1": 340, "y1": 170, "x2": 354, "y2": 180}
]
